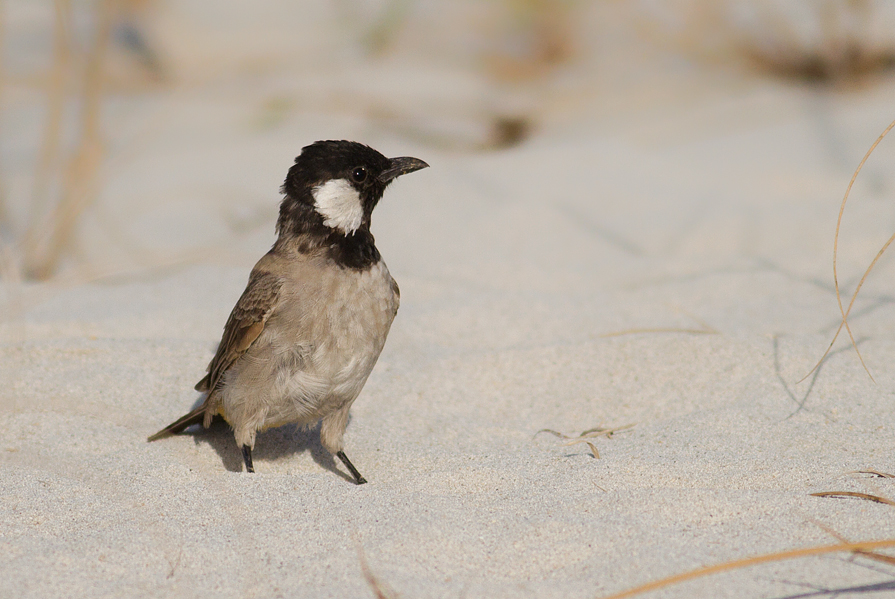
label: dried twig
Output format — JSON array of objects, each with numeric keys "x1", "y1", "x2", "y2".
[{"x1": 598, "y1": 539, "x2": 895, "y2": 599}]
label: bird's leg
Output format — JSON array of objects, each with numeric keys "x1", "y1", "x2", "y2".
[
  {"x1": 336, "y1": 451, "x2": 366, "y2": 485},
  {"x1": 242, "y1": 445, "x2": 255, "y2": 473}
]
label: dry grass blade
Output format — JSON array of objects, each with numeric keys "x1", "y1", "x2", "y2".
[
  {"x1": 585, "y1": 441, "x2": 599, "y2": 459},
  {"x1": 536, "y1": 424, "x2": 634, "y2": 441},
  {"x1": 602, "y1": 308, "x2": 718, "y2": 338},
  {"x1": 808, "y1": 518, "x2": 895, "y2": 567},
  {"x1": 801, "y1": 117, "x2": 895, "y2": 384},
  {"x1": 536, "y1": 428, "x2": 571, "y2": 439},
  {"x1": 561, "y1": 439, "x2": 599, "y2": 459},
  {"x1": 356, "y1": 542, "x2": 400, "y2": 599},
  {"x1": 598, "y1": 539, "x2": 895, "y2": 599},
  {"x1": 580, "y1": 424, "x2": 635, "y2": 439},
  {"x1": 536, "y1": 425, "x2": 633, "y2": 459},
  {"x1": 811, "y1": 491, "x2": 895, "y2": 507},
  {"x1": 859, "y1": 551, "x2": 895, "y2": 566},
  {"x1": 851, "y1": 470, "x2": 895, "y2": 478}
]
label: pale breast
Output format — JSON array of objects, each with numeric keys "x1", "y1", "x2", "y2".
[
  {"x1": 304, "y1": 259, "x2": 399, "y2": 384},
  {"x1": 224, "y1": 257, "x2": 398, "y2": 427}
]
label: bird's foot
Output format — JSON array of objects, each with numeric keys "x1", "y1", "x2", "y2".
[
  {"x1": 336, "y1": 450, "x2": 366, "y2": 484},
  {"x1": 242, "y1": 445, "x2": 255, "y2": 473}
]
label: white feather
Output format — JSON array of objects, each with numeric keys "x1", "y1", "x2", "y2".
[{"x1": 311, "y1": 178, "x2": 363, "y2": 234}]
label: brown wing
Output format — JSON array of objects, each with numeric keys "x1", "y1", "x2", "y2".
[{"x1": 195, "y1": 268, "x2": 283, "y2": 393}]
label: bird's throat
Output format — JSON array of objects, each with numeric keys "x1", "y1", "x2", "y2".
[{"x1": 311, "y1": 178, "x2": 363, "y2": 234}]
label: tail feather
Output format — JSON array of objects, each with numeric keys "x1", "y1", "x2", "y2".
[{"x1": 147, "y1": 405, "x2": 207, "y2": 442}]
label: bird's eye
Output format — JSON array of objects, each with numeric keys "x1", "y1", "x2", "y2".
[{"x1": 351, "y1": 167, "x2": 367, "y2": 183}]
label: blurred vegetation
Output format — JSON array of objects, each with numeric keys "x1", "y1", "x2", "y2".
[
  {"x1": 645, "y1": 0, "x2": 895, "y2": 84},
  {"x1": 3, "y1": 0, "x2": 895, "y2": 281}
]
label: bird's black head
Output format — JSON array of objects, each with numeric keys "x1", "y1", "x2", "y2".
[
  {"x1": 278, "y1": 140, "x2": 427, "y2": 234},
  {"x1": 275, "y1": 140, "x2": 427, "y2": 269}
]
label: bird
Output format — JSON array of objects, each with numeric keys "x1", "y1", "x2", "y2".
[{"x1": 148, "y1": 140, "x2": 428, "y2": 484}]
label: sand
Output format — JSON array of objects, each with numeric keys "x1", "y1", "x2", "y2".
[{"x1": 3, "y1": 2, "x2": 895, "y2": 598}]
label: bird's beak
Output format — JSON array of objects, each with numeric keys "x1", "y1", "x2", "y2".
[{"x1": 379, "y1": 156, "x2": 429, "y2": 183}]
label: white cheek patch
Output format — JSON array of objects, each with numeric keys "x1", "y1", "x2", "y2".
[{"x1": 311, "y1": 178, "x2": 364, "y2": 234}]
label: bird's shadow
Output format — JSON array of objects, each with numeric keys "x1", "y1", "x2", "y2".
[{"x1": 171, "y1": 398, "x2": 355, "y2": 483}]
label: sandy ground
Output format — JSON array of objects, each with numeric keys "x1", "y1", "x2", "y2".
[{"x1": 4, "y1": 2, "x2": 895, "y2": 598}]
